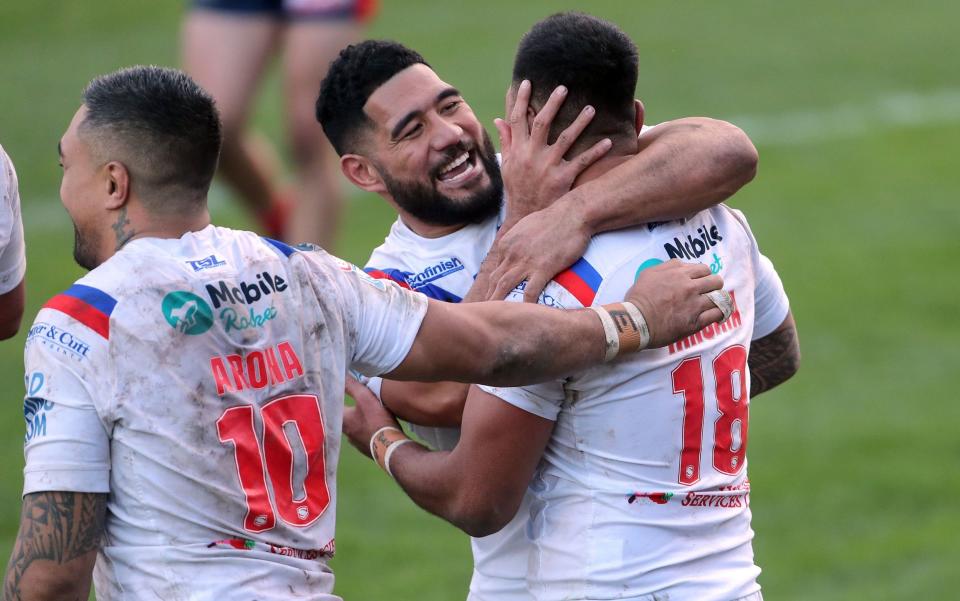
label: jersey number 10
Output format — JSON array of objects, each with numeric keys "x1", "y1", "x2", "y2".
[
  {"x1": 217, "y1": 394, "x2": 331, "y2": 532},
  {"x1": 672, "y1": 345, "x2": 749, "y2": 486}
]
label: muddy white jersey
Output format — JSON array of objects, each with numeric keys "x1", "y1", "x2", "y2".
[
  {"x1": 364, "y1": 207, "x2": 505, "y2": 450},
  {"x1": 22, "y1": 225, "x2": 427, "y2": 601},
  {"x1": 364, "y1": 206, "x2": 538, "y2": 601},
  {"x1": 0, "y1": 144, "x2": 26, "y2": 294},
  {"x1": 480, "y1": 205, "x2": 789, "y2": 601}
]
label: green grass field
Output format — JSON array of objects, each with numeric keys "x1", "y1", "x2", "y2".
[{"x1": 1, "y1": 1, "x2": 958, "y2": 599}]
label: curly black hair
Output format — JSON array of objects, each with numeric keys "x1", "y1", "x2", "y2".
[
  {"x1": 512, "y1": 12, "x2": 638, "y2": 144},
  {"x1": 316, "y1": 40, "x2": 428, "y2": 155}
]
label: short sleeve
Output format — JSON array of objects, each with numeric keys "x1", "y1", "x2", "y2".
[
  {"x1": 0, "y1": 146, "x2": 26, "y2": 294},
  {"x1": 477, "y1": 381, "x2": 565, "y2": 421},
  {"x1": 22, "y1": 310, "x2": 111, "y2": 495},
  {"x1": 752, "y1": 253, "x2": 790, "y2": 339},
  {"x1": 305, "y1": 253, "x2": 429, "y2": 376}
]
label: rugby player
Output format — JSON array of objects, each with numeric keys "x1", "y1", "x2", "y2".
[
  {"x1": 4, "y1": 65, "x2": 725, "y2": 601},
  {"x1": 0, "y1": 144, "x2": 27, "y2": 339},
  {"x1": 182, "y1": 0, "x2": 378, "y2": 246},
  {"x1": 316, "y1": 37, "x2": 760, "y2": 599},
  {"x1": 342, "y1": 13, "x2": 800, "y2": 601}
]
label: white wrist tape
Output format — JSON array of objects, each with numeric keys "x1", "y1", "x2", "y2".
[
  {"x1": 706, "y1": 290, "x2": 734, "y2": 322},
  {"x1": 589, "y1": 305, "x2": 620, "y2": 362},
  {"x1": 369, "y1": 426, "x2": 403, "y2": 464},
  {"x1": 383, "y1": 439, "x2": 417, "y2": 478},
  {"x1": 621, "y1": 302, "x2": 651, "y2": 351}
]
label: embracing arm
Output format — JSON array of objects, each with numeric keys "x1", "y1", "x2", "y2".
[
  {"x1": 343, "y1": 379, "x2": 551, "y2": 537},
  {"x1": 386, "y1": 260, "x2": 725, "y2": 386},
  {"x1": 3, "y1": 491, "x2": 106, "y2": 601},
  {"x1": 562, "y1": 117, "x2": 758, "y2": 232},
  {"x1": 388, "y1": 386, "x2": 552, "y2": 536},
  {"x1": 486, "y1": 113, "x2": 758, "y2": 301},
  {"x1": 378, "y1": 379, "x2": 468, "y2": 427},
  {"x1": 749, "y1": 311, "x2": 800, "y2": 396}
]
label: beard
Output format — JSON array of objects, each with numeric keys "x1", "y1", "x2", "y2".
[
  {"x1": 72, "y1": 222, "x2": 101, "y2": 270},
  {"x1": 379, "y1": 131, "x2": 504, "y2": 227}
]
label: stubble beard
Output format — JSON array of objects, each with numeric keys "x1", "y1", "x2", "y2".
[
  {"x1": 380, "y1": 131, "x2": 504, "y2": 227},
  {"x1": 72, "y1": 222, "x2": 101, "y2": 271}
]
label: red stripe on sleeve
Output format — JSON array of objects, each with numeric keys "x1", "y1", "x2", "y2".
[{"x1": 42, "y1": 294, "x2": 111, "y2": 339}]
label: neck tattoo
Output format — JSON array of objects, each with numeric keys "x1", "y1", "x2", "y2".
[{"x1": 111, "y1": 207, "x2": 135, "y2": 250}]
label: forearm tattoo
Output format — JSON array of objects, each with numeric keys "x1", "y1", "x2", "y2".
[
  {"x1": 749, "y1": 325, "x2": 800, "y2": 396},
  {"x1": 4, "y1": 492, "x2": 107, "y2": 601}
]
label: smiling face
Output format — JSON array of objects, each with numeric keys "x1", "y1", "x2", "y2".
[{"x1": 361, "y1": 64, "x2": 502, "y2": 226}]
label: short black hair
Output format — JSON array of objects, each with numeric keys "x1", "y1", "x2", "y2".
[
  {"x1": 316, "y1": 40, "x2": 428, "y2": 155},
  {"x1": 81, "y1": 65, "x2": 221, "y2": 209},
  {"x1": 512, "y1": 12, "x2": 638, "y2": 145}
]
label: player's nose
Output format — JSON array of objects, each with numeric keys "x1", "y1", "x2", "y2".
[{"x1": 430, "y1": 117, "x2": 464, "y2": 151}]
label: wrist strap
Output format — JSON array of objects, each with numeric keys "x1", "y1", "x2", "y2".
[
  {"x1": 591, "y1": 302, "x2": 651, "y2": 361},
  {"x1": 384, "y1": 439, "x2": 417, "y2": 478},
  {"x1": 589, "y1": 305, "x2": 620, "y2": 361},
  {"x1": 369, "y1": 426, "x2": 406, "y2": 470}
]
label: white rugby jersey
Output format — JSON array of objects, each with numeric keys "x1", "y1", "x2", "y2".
[
  {"x1": 0, "y1": 144, "x2": 26, "y2": 294},
  {"x1": 480, "y1": 205, "x2": 789, "y2": 601},
  {"x1": 22, "y1": 225, "x2": 427, "y2": 601},
  {"x1": 365, "y1": 207, "x2": 538, "y2": 601}
]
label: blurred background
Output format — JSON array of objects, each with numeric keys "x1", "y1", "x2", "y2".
[{"x1": 1, "y1": 1, "x2": 957, "y2": 599}]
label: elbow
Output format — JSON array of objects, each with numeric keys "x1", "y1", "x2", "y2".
[
  {"x1": 694, "y1": 117, "x2": 758, "y2": 194},
  {"x1": 718, "y1": 120, "x2": 759, "y2": 190},
  {"x1": 454, "y1": 501, "x2": 514, "y2": 538},
  {"x1": 0, "y1": 319, "x2": 20, "y2": 340},
  {"x1": 449, "y1": 484, "x2": 521, "y2": 537}
]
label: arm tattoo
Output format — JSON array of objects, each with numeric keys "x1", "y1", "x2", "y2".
[
  {"x1": 749, "y1": 321, "x2": 800, "y2": 397},
  {"x1": 4, "y1": 492, "x2": 107, "y2": 601},
  {"x1": 111, "y1": 206, "x2": 135, "y2": 250}
]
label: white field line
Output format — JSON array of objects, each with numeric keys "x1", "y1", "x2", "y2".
[
  {"x1": 21, "y1": 87, "x2": 960, "y2": 231},
  {"x1": 726, "y1": 88, "x2": 960, "y2": 146}
]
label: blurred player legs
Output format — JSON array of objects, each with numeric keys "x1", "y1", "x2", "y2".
[{"x1": 182, "y1": 1, "x2": 371, "y2": 247}]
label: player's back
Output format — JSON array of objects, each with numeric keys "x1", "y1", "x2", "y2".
[
  {"x1": 25, "y1": 226, "x2": 372, "y2": 600},
  {"x1": 484, "y1": 205, "x2": 787, "y2": 601}
]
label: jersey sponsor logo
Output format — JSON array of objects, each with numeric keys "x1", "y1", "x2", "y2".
[
  {"x1": 680, "y1": 483, "x2": 751, "y2": 509},
  {"x1": 220, "y1": 305, "x2": 279, "y2": 332},
  {"x1": 207, "y1": 537, "x2": 336, "y2": 559},
  {"x1": 186, "y1": 254, "x2": 227, "y2": 272},
  {"x1": 205, "y1": 272, "x2": 288, "y2": 310},
  {"x1": 668, "y1": 290, "x2": 743, "y2": 354},
  {"x1": 25, "y1": 372, "x2": 44, "y2": 396},
  {"x1": 406, "y1": 257, "x2": 464, "y2": 288},
  {"x1": 24, "y1": 393, "x2": 54, "y2": 443},
  {"x1": 209, "y1": 341, "x2": 305, "y2": 395},
  {"x1": 162, "y1": 291, "x2": 214, "y2": 335},
  {"x1": 664, "y1": 223, "x2": 724, "y2": 260},
  {"x1": 708, "y1": 252, "x2": 723, "y2": 274},
  {"x1": 635, "y1": 258, "x2": 664, "y2": 280},
  {"x1": 26, "y1": 322, "x2": 92, "y2": 361}
]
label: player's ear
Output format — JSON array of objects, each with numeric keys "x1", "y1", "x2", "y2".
[
  {"x1": 340, "y1": 155, "x2": 387, "y2": 194},
  {"x1": 103, "y1": 161, "x2": 131, "y2": 210},
  {"x1": 634, "y1": 99, "x2": 645, "y2": 136}
]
